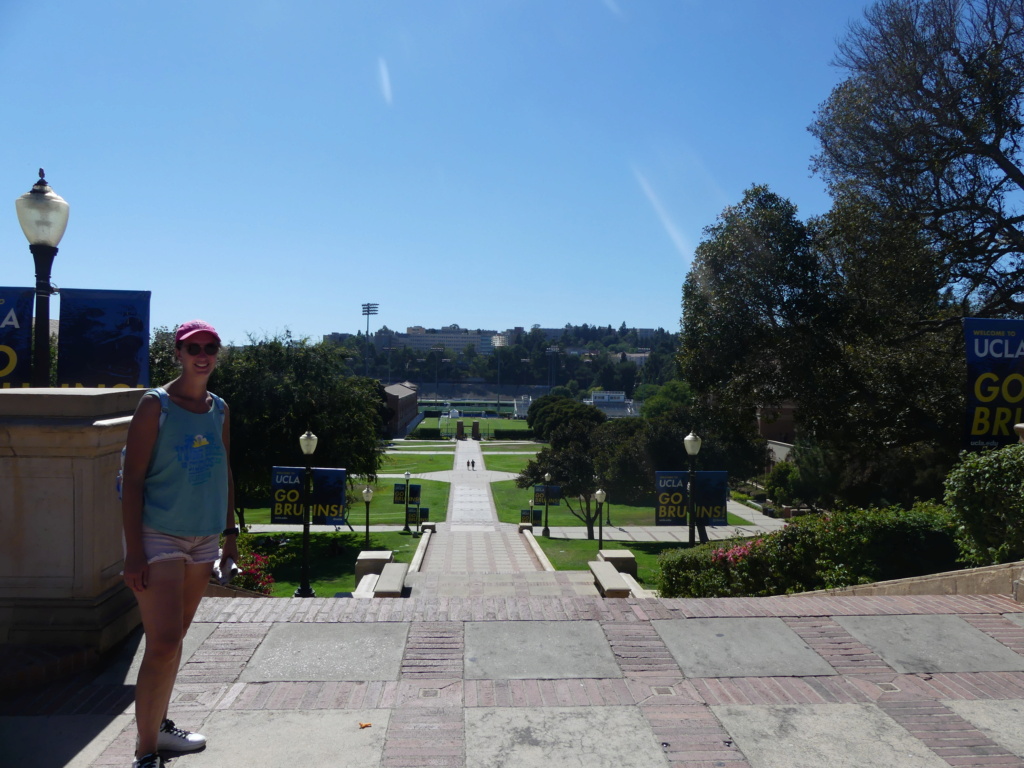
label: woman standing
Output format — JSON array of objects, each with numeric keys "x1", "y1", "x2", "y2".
[{"x1": 121, "y1": 320, "x2": 238, "y2": 768}]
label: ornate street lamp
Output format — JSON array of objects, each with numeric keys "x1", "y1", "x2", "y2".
[
  {"x1": 295, "y1": 430, "x2": 319, "y2": 597},
  {"x1": 595, "y1": 488, "x2": 607, "y2": 550},
  {"x1": 403, "y1": 470, "x2": 411, "y2": 533},
  {"x1": 684, "y1": 431, "x2": 702, "y2": 546},
  {"x1": 542, "y1": 472, "x2": 552, "y2": 538},
  {"x1": 362, "y1": 486, "x2": 374, "y2": 550},
  {"x1": 15, "y1": 169, "x2": 69, "y2": 387}
]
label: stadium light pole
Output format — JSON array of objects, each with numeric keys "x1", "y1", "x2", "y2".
[
  {"x1": 16, "y1": 169, "x2": 69, "y2": 387},
  {"x1": 361, "y1": 302, "x2": 378, "y2": 378}
]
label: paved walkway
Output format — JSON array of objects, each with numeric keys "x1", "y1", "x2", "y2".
[
  {"x1": 5, "y1": 593, "x2": 1024, "y2": 767},
  {"x1": 413, "y1": 440, "x2": 544, "y2": 592},
  {"x1": 11, "y1": 443, "x2": 1024, "y2": 766}
]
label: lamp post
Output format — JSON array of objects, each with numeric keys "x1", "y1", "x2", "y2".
[
  {"x1": 16, "y1": 169, "x2": 69, "y2": 388},
  {"x1": 684, "y1": 431, "x2": 702, "y2": 546},
  {"x1": 529, "y1": 499, "x2": 534, "y2": 527},
  {"x1": 542, "y1": 472, "x2": 552, "y2": 537},
  {"x1": 362, "y1": 486, "x2": 374, "y2": 550},
  {"x1": 402, "y1": 470, "x2": 411, "y2": 533},
  {"x1": 361, "y1": 303, "x2": 378, "y2": 378},
  {"x1": 295, "y1": 430, "x2": 319, "y2": 597},
  {"x1": 595, "y1": 488, "x2": 606, "y2": 550}
]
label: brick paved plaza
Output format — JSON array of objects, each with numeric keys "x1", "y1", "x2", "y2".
[{"x1": 3, "y1": 439, "x2": 1024, "y2": 767}]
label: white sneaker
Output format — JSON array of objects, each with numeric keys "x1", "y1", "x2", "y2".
[
  {"x1": 132, "y1": 753, "x2": 163, "y2": 768},
  {"x1": 155, "y1": 718, "x2": 206, "y2": 752}
]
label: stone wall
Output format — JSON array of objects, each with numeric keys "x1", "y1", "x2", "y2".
[{"x1": 0, "y1": 388, "x2": 144, "y2": 650}]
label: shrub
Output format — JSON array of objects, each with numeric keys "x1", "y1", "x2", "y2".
[
  {"x1": 944, "y1": 445, "x2": 1024, "y2": 566},
  {"x1": 657, "y1": 502, "x2": 958, "y2": 597},
  {"x1": 232, "y1": 534, "x2": 276, "y2": 594},
  {"x1": 412, "y1": 427, "x2": 442, "y2": 439},
  {"x1": 493, "y1": 428, "x2": 532, "y2": 440},
  {"x1": 765, "y1": 461, "x2": 799, "y2": 505}
]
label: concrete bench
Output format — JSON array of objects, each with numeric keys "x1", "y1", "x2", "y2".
[
  {"x1": 352, "y1": 573, "x2": 378, "y2": 599},
  {"x1": 588, "y1": 560, "x2": 630, "y2": 598},
  {"x1": 373, "y1": 562, "x2": 409, "y2": 598},
  {"x1": 355, "y1": 550, "x2": 393, "y2": 582},
  {"x1": 598, "y1": 549, "x2": 637, "y2": 578}
]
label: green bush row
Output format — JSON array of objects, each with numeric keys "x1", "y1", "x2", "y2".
[
  {"x1": 656, "y1": 502, "x2": 959, "y2": 597},
  {"x1": 412, "y1": 427, "x2": 443, "y2": 439},
  {"x1": 492, "y1": 428, "x2": 532, "y2": 440}
]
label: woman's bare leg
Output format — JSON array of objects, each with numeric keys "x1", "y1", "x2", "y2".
[{"x1": 133, "y1": 559, "x2": 187, "y2": 756}]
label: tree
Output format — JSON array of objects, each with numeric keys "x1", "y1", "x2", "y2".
[
  {"x1": 148, "y1": 326, "x2": 179, "y2": 386},
  {"x1": 810, "y1": 0, "x2": 1024, "y2": 321},
  {"x1": 640, "y1": 380, "x2": 694, "y2": 420},
  {"x1": 680, "y1": 185, "x2": 830, "y2": 414},
  {"x1": 678, "y1": 181, "x2": 965, "y2": 505},
  {"x1": 209, "y1": 333, "x2": 385, "y2": 511},
  {"x1": 527, "y1": 396, "x2": 606, "y2": 442},
  {"x1": 517, "y1": 418, "x2": 605, "y2": 539}
]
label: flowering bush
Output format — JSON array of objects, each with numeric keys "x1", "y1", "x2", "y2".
[
  {"x1": 657, "y1": 502, "x2": 957, "y2": 598},
  {"x1": 231, "y1": 534, "x2": 276, "y2": 594}
]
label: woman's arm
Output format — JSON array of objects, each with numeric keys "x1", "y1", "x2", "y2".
[
  {"x1": 220, "y1": 401, "x2": 239, "y2": 564},
  {"x1": 121, "y1": 393, "x2": 162, "y2": 592}
]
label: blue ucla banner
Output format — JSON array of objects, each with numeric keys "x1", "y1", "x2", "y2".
[
  {"x1": 963, "y1": 318, "x2": 1024, "y2": 449},
  {"x1": 271, "y1": 466, "x2": 348, "y2": 525},
  {"x1": 0, "y1": 287, "x2": 33, "y2": 388},
  {"x1": 533, "y1": 485, "x2": 561, "y2": 506},
  {"x1": 57, "y1": 288, "x2": 150, "y2": 387},
  {"x1": 654, "y1": 471, "x2": 728, "y2": 526}
]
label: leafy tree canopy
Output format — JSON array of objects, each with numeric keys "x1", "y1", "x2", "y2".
[
  {"x1": 208, "y1": 332, "x2": 385, "y2": 509},
  {"x1": 810, "y1": 0, "x2": 1024, "y2": 320}
]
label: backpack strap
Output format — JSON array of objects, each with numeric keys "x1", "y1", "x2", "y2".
[
  {"x1": 209, "y1": 392, "x2": 226, "y2": 429},
  {"x1": 149, "y1": 387, "x2": 171, "y2": 429}
]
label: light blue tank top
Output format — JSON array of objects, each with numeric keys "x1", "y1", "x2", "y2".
[{"x1": 142, "y1": 390, "x2": 228, "y2": 536}]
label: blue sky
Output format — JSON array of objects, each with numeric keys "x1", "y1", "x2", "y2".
[{"x1": 1, "y1": 1, "x2": 869, "y2": 346}]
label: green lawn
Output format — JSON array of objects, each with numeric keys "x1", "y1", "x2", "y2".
[
  {"x1": 490, "y1": 479, "x2": 751, "y2": 527},
  {"x1": 380, "y1": 452, "x2": 457, "y2": 474},
  {"x1": 480, "y1": 445, "x2": 540, "y2": 453},
  {"x1": 535, "y1": 537, "x2": 684, "y2": 586},
  {"x1": 239, "y1": 478, "x2": 449, "y2": 526},
  {"x1": 480, "y1": 454, "x2": 535, "y2": 474},
  {"x1": 387, "y1": 442, "x2": 454, "y2": 451},
  {"x1": 242, "y1": 530, "x2": 420, "y2": 596}
]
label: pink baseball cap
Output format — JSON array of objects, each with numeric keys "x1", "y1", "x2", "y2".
[{"x1": 175, "y1": 319, "x2": 221, "y2": 344}]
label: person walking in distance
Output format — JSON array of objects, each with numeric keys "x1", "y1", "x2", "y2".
[{"x1": 121, "y1": 320, "x2": 238, "y2": 768}]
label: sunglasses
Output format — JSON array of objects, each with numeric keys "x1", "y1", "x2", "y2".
[{"x1": 183, "y1": 342, "x2": 220, "y2": 356}]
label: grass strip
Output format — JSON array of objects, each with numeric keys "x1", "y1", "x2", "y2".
[
  {"x1": 490, "y1": 479, "x2": 750, "y2": 527},
  {"x1": 534, "y1": 537, "x2": 685, "y2": 587}
]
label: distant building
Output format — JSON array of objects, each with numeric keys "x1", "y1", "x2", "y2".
[
  {"x1": 585, "y1": 391, "x2": 638, "y2": 418},
  {"x1": 384, "y1": 381, "x2": 419, "y2": 437}
]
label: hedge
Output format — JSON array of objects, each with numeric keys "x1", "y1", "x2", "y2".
[
  {"x1": 657, "y1": 502, "x2": 959, "y2": 598},
  {"x1": 944, "y1": 444, "x2": 1024, "y2": 566},
  {"x1": 411, "y1": 427, "x2": 442, "y2": 440},
  {"x1": 492, "y1": 428, "x2": 533, "y2": 440}
]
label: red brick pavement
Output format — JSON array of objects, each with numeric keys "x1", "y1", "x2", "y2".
[{"x1": 7, "y1": 593, "x2": 1024, "y2": 767}]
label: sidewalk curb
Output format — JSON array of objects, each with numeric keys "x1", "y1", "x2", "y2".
[
  {"x1": 408, "y1": 529, "x2": 431, "y2": 572},
  {"x1": 522, "y1": 529, "x2": 556, "y2": 571}
]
